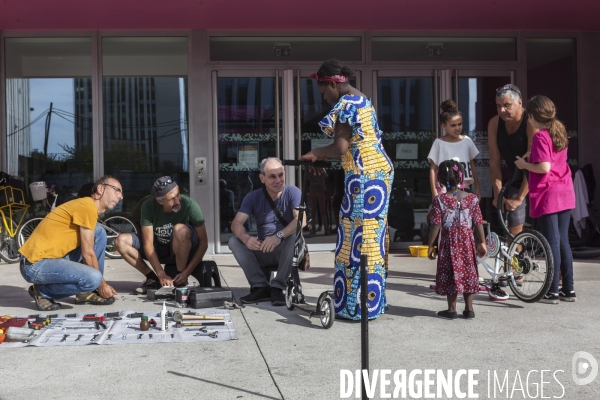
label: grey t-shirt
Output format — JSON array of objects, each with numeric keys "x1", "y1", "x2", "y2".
[{"x1": 239, "y1": 185, "x2": 301, "y2": 241}]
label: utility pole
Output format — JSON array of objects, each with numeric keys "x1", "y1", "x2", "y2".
[{"x1": 42, "y1": 102, "x2": 53, "y2": 173}]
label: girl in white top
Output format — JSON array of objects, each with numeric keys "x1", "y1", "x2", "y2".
[{"x1": 428, "y1": 99, "x2": 481, "y2": 200}]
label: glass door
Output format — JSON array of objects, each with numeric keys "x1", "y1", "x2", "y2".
[
  {"x1": 452, "y1": 70, "x2": 513, "y2": 224},
  {"x1": 215, "y1": 71, "x2": 282, "y2": 250},
  {"x1": 294, "y1": 71, "x2": 359, "y2": 250},
  {"x1": 375, "y1": 71, "x2": 438, "y2": 247}
]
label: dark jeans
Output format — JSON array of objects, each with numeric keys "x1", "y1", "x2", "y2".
[{"x1": 537, "y1": 209, "x2": 574, "y2": 293}]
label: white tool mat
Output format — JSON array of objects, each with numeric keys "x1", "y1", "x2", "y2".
[{"x1": 0, "y1": 308, "x2": 237, "y2": 348}]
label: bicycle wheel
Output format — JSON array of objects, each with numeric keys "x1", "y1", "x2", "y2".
[
  {"x1": 17, "y1": 217, "x2": 44, "y2": 248},
  {"x1": 568, "y1": 215, "x2": 594, "y2": 248},
  {"x1": 506, "y1": 229, "x2": 554, "y2": 303},
  {"x1": 0, "y1": 219, "x2": 20, "y2": 263},
  {"x1": 102, "y1": 214, "x2": 137, "y2": 259}
]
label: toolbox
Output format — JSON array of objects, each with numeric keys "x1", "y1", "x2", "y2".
[{"x1": 188, "y1": 286, "x2": 232, "y2": 309}]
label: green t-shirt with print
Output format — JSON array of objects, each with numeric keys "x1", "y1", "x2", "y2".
[{"x1": 140, "y1": 195, "x2": 204, "y2": 245}]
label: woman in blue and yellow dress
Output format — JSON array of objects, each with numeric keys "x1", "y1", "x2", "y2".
[{"x1": 300, "y1": 59, "x2": 394, "y2": 320}]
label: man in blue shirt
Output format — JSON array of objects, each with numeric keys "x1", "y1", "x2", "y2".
[{"x1": 229, "y1": 158, "x2": 305, "y2": 306}]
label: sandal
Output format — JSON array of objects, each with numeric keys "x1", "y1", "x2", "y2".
[
  {"x1": 75, "y1": 291, "x2": 116, "y2": 305},
  {"x1": 28, "y1": 285, "x2": 62, "y2": 311}
]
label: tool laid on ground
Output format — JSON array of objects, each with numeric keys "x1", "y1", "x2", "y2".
[
  {"x1": 0, "y1": 316, "x2": 29, "y2": 330},
  {"x1": 127, "y1": 312, "x2": 144, "y2": 319},
  {"x1": 185, "y1": 327, "x2": 207, "y2": 332},
  {"x1": 90, "y1": 334, "x2": 100, "y2": 342},
  {"x1": 60, "y1": 334, "x2": 69, "y2": 342},
  {"x1": 95, "y1": 321, "x2": 107, "y2": 330},
  {"x1": 194, "y1": 331, "x2": 218, "y2": 338},
  {"x1": 82, "y1": 315, "x2": 105, "y2": 322},
  {"x1": 62, "y1": 326, "x2": 95, "y2": 330},
  {"x1": 74, "y1": 334, "x2": 84, "y2": 341},
  {"x1": 172, "y1": 311, "x2": 224, "y2": 323},
  {"x1": 104, "y1": 312, "x2": 120, "y2": 318}
]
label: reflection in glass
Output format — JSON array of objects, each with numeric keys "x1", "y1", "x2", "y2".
[
  {"x1": 6, "y1": 78, "x2": 94, "y2": 205},
  {"x1": 102, "y1": 77, "x2": 189, "y2": 213},
  {"x1": 455, "y1": 76, "x2": 510, "y2": 224},
  {"x1": 217, "y1": 77, "x2": 280, "y2": 246},
  {"x1": 297, "y1": 77, "x2": 349, "y2": 245},
  {"x1": 378, "y1": 78, "x2": 435, "y2": 242},
  {"x1": 5, "y1": 37, "x2": 93, "y2": 207}
]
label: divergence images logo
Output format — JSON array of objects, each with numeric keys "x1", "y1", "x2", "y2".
[{"x1": 572, "y1": 351, "x2": 598, "y2": 386}]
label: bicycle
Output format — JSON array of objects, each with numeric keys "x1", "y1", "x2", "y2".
[
  {"x1": 0, "y1": 175, "x2": 29, "y2": 263},
  {"x1": 17, "y1": 182, "x2": 137, "y2": 259},
  {"x1": 477, "y1": 170, "x2": 554, "y2": 302}
]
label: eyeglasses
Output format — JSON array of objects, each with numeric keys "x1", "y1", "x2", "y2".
[
  {"x1": 156, "y1": 177, "x2": 174, "y2": 188},
  {"x1": 496, "y1": 84, "x2": 521, "y2": 98},
  {"x1": 103, "y1": 183, "x2": 123, "y2": 195}
]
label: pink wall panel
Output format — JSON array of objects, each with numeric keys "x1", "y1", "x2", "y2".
[{"x1": 0, "y1": 0, "x2": 599, "y2": 31}]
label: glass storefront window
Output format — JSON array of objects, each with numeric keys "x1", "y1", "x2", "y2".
[
  {"x1": 5, "y1": 37, "x2": 93, "y2": 207},
  {"x1": 102, "y1": 37, "x2": 189, "y2": 213},
  {"x1": 526, "y1": 38, "x2": 578, "y2": 168},
  {"x1": 372, "y1": 37, "x2": 517, "y2": 62},
  {"x1": 378, "y1": 77, "x2": 436, "y2": 242}
]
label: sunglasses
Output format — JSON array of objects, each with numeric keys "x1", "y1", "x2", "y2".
[
  {"x1": 103, "y1": 183, "x2": 123, "y2": 195},
  {"x1": 156, "y1": 177, "x2": 174, "y2": 188},
  {"x1": 496, "y1": 84, "x2": 521, "y2": 98}
]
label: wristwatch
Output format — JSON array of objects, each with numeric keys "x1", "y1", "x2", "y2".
[{"x1": 276, "y1": 231, "x2": 285, "y2": 242}]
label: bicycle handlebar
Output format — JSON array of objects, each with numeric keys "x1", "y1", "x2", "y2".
[{"x1": 282, "y1": 159, "x2": 332, "y2": 168}]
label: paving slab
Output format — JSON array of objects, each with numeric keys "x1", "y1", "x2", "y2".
[{"x1": 1, "y1": 252, "x2": 599, "y2": 399}]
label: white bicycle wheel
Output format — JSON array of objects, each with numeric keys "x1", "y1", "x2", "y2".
[
  {"x1": 17, "y1": 217, "x2": 44, "y2": 248},
  {"x1": 102, "y1": 214, "x2": 137, "y2": 259}
]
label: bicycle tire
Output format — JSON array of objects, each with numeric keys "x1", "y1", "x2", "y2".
[
  {"x1": 571, "y1": 247, "x2": 600, "y2": 259},
  {"x1": 506, "y1": 229, "x2": 554, "y2": 303},
  {"x1": 568, "y1": 216, "x2": 594, "y2": 248},
  {"x1": 102, "y1": 214, "x2": 137, "y2": 259},
  {"x1": 0, "y1": 219, "x2": 20, "y2": 263},
  {"x1": 17, "y1": 217, "x2": 44, "y2": 248}
]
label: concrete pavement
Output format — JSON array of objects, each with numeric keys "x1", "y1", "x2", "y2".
[{"x1": 1, "y1": 252, "x2": 599, "y2": 399}]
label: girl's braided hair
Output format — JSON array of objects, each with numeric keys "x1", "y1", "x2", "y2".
[{"x1": 437, "y1": 159, "x2": 464, "y2": 192}]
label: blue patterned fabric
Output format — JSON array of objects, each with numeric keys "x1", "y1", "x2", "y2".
[{"x1": 320, "y1": 95, "x2": 394, "y2": 320}]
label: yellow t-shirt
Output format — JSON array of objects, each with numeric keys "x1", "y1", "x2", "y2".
[{"x1": 19, "y1": 197, "x2": 98, "y2": 263}]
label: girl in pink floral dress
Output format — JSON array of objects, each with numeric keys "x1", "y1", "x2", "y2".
[{"x1": 428, "y1": 160, "x2": 487, "y2": 319}]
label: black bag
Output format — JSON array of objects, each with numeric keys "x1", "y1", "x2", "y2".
[{"x1": 263, "y1": 188, "x2": 310, "y2": 271}]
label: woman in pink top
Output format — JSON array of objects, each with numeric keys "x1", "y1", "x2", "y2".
[{"x1": 515, "y1": 95, "x2": 576, "y2": 304}]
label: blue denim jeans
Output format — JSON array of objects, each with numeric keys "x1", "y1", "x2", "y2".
[
  {"x1": 20, "y1": 224, "x2": 107, "y2": 299},
  {"x1": 537, "y1": 209, "x2": 574, "y2": 293}
]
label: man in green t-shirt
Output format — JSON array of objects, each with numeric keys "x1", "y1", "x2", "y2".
[{"x1": 115, "y1": 176, "x2": 215, "y2": 294}]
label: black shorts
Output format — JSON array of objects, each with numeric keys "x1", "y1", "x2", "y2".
[{"x1": 130, "y1": 224, "x2": 199, "y2": 268}]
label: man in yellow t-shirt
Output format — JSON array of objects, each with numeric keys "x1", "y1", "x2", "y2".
[{"x1": 19, "y1": 176, "x2": 123, "y2": 311}]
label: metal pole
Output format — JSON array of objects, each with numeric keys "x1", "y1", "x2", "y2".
[
  {"x1": 275, "y1": 70, "x2": 280, "y2": 159},
  {"x1": 360, "y1": 254, "x2": 369, "y2": 399},
  {"x1": 42, "y1": 102, "x2": 53, "y2": 173}
]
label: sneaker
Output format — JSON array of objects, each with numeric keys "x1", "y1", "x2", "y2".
[
  {"x1": 28, "y1": 285, "x2": 62, "y2": 311},
  {"x1": 540, "y1": 293, "x2": 560, "y2": 304},
  {"x1": 271, "y1": 288, "x2": 286, "y2": 306},
  {"x1": 240, "y1": 286, "x2": 271, "y2": 304},
  {"x1": 75, "y1": 291, "x2": 116, "y2": 305},
  {"x1": 437, "y1": 310, "x2": 458, "y2": 320},
  {"x1": 463, "y1": 310, "x2": 475, "y2": 319},
  {"x1": 558, "y1": 288, "x2": 577, "y2": 302},
  {"x1": 488, "y1": 287, "x2": 509, "y2": 301},
  {"x1": 134, "y1": 279, "x2": 161, "y2": 295}
]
